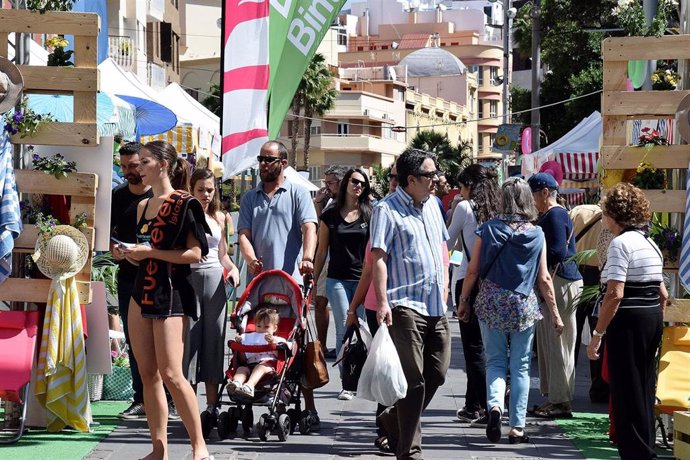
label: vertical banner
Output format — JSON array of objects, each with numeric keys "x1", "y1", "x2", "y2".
[
  {"x1": 221, "y1": 0, "x2": 270, "y2": 179},
  {"x1": 267, "y1": 0, "x2": 347, "y2": 139}
]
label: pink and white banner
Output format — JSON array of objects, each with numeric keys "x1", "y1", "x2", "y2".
[
  {"x1": 221, "y1": 0, "x2": 269, "y2": 179},
  {"x1": 556, "y1": 151, "x2": 599, "y2": 181}
]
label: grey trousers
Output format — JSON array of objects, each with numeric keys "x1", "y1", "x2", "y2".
[
  {"x1": 537, "y1": 275, "x2": 583, "y2": 404},
  {"x1": 387, "y1": 307, "x2": 451, "y2": 460}
]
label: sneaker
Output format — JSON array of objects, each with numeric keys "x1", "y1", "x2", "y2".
[
  {"x1": 118, "y1": 402, "x2": 146, "y2": 420},
  {"x1": 337, "y1": 390, "x2": 355, "y2": 401},
  {"x1": 456, "y1": 407, "x2": 480, "y2": 423},
  {"x1": 168, "y1": 402, "x2": 181, "y2": 421},
  {"x1": 470, "y1": 413, "x2": 489, "y2": 428},
  {"x1": 227, "y1": 380, "x2": 241, "y2": 394},
  {"x1": 237, "y1": 384, "x2": 254, "y2": 398}
]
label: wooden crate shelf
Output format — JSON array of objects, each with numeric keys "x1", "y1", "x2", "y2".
[
  {"x1": 665, "y1": 299, "x2": 690, "y2": 323},
  {"x1": 0, "y1": 171, "x2": 98, "y2": 305},
  {"x1": 0, "y1": 9, "x2": 100, "y2": 146},
  {"x1": 602, "y1": 145, "x2": 690, "y2": 170},
  {"x1": 603, "y1": 35, "x2": 690, "y2": 61},
  {"x1": 602, "y1": 90, "x2": 690, "y2": 118}
]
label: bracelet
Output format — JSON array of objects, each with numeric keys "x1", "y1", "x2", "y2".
[
  {"x1": 593, "y1": 329, "x2": 606, "y2": 337},
  {"x1": 459, "y1": 296, "x2": 469, "y2": 304},
  {"x1": 302, "y1": 257, "x2": 313, "y2": 263},
  {"x1": 347, "y1": 311, "x2": 356, "y2": 316}
]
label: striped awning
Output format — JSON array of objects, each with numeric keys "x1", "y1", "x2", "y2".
[
  {"x1": 141, "y1": 124, "x2": 198, "y2": 154},
  {"x1": 556, "y1": 152, "x2": 599, "y2": 180},
  {"x1": 561, "y1": 178, "x2": 598, "y2": 190}
]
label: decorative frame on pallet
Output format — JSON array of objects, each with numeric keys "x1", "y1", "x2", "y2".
[
  {"x1": 601, "y1": 34, "x2": 690, "y2": 321},
  {"x1": 0, "y1": 10, "x2": 100, "y2": 305}
]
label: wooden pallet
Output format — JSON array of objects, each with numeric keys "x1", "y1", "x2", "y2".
[
  {"x1": 0, "y1": 170, "x2": 97, "y2": 304},
  {"x1": 602, "y1": 35, "x2": 690, "y2": 308},
  {"x1": 674, "y1": 411, "x2": 690, "y2": 460},
  {"x1": 0, "y1": 10, "x2": 100, "y2": 306},
  {"x1": 0, "y1": 9, "x2": 100, "y2": 146}
]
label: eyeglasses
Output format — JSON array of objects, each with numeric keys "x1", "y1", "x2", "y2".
[
  {"x1": 257, "y1": 155, "x2": 281, "y2": 164},
  {"x1": 387, "y1": 174, "x2": 398, "y2": 180},
  {"x1": 324, "y1": 179, "x2": 339, "y2": 186},
  {"x1": 415, "y1": 170, "x2": 440, "y2": 179},
  {"x1": 350, "y1": 178, "x2": 366, "y2": 187}
]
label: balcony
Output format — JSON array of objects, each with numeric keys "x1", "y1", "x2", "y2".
[
  {"x1": 311, "y1": 134, "x2": 405, "y2": 156},
  {"x1": 108, "y1": 36, "x2": 134, "y2": 72},
  {"x1": 147, "y1": 0, "x2": 165, "y2": 21},
  {"x1": 147, "y1": 61, "x2": 166, "y2": 89}
]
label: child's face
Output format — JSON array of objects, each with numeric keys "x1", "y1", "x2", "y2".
[{"x1": 256, "y1": 319, "x2": 277, "y2": 334}]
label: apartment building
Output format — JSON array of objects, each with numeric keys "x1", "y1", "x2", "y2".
[
  {"x1": 338, "y1": 0, "x2": 508, "y2": 157},
  {"x1": 106, "y1": 0, "x2": 186, "y2": 89}
]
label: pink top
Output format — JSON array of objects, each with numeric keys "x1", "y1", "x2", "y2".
[{"x1": 363, "y1": 240, "x2": 450, "y2": 311}]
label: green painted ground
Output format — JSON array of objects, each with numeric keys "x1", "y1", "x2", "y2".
[{"x1": 0, "y1": 401, "x2": 128, "y2": 460}]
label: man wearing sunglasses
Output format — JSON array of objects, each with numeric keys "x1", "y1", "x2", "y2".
[{"x1": 370, "y1": 148, "x2": 451, "y2": 459}]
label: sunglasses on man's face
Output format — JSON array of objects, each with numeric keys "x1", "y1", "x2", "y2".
[
  {"x1": 257, "y1": 155, "x2": 281, "y2": 164},
  {"x1": 415, "y1": 170, "x2": 439, "y2": 179},
  {"x1": 350, "y1": 178, "x2": 366, "y2": 187}
]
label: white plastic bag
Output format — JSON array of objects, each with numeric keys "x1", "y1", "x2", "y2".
[{"x1": 356, "y1": 324, "x2": 407, "y2": 406}]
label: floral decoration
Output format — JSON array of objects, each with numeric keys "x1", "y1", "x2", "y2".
[
  {"x1": 35, "y1": 212, "x2": 58, "y2": 235},
  {"x1": 46, "y1": 35, "x2": 74, "y2": 67},
  {"x1": 3, "y1": 98, "x2": 55, "y2": 138},
  {"x1": 650, "y1": 219, "x2": 681, "y2": 264},
  {"x1": 73, "y1": 212, "x2": 88, "y2": 230},
  {"x1": 32, "y1": 150, "x2": 77, "y2": 179},
  {"x1": 637, "y1": 127, "x2": 669, "y2": 147},
  {"x1": 111, "y1": 350, "x2": 130, "y2": 368},
  {"x1": 651, "y1": 68, "x2": 681, "y2": 90},
  {"x1": 632, "y1": 161, "x2": 666, "y2": 189}
]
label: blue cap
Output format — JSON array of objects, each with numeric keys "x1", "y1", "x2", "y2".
[{"x1": 528, "y1": 172, "x2": 559, "y2": 192}]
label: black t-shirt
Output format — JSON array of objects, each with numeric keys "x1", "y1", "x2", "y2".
[
  {"x1": 111, "y1": 184, "x2": 153, "y2": 281},
  {"x1": 320, "y1": 206, "x2": 369, "y2": 281}
]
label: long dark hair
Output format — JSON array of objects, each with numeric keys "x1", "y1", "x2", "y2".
[
  {"x1": 336, "y1": 168, "x2": 373, "y2": 222},
  {"x1": 457, "y1": 164, "x2": 500, "y2": 224},
  {"x1": 143, "y1": 140, "x2": 190, "y2": 191},
  {"x1": 190, "y1": 168, "x2": 220, "y2": 218}
]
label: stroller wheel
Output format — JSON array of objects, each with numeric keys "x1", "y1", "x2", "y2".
[
  {"x1": 200, "y1": 410, "x2": 215, "y2": 439},
  {"x1": 217, "y1": 411, "x2": 231, "y2": 440},
  {"x1": 257, "y1": 413, "x2": 269, "y2": 441},
  {"x1": 298, "y1": 410, "x2": 312, "y2": 435},
  {"x1": 286, "y1": 408, "x2": 299, "y2": 434},
  {"x1": 228, "y1": 406, "x2": 240, "y2": 433},
  {"x1": 241, "y1": 405, "x2": 254, "y2": 434},
  {"x1": 277, "y1": 413, "x2": 290, "y2": 442}
]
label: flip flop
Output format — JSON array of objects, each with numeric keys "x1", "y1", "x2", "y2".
[
  {"x1": 527, "y1": 402, "x2": 551, "y2": 416},
  {"x1": 533, "y1": 406, "x2": 573, "y2": 419}
]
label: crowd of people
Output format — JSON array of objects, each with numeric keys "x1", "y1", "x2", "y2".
[{"x1": 110, "y1": 139, "x2": 667, "y2": 460}]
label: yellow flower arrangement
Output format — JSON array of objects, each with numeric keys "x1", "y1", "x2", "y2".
[
  {"x1": 651, "y1": 68, "x2": 680, "y2": 90},
  {"x1": 45, "y1": 36, "x2": 69, "y2": 49}
]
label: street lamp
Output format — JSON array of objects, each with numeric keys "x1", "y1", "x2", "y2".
[{"x1": 489, "y1": 0, "x2": 516, "y2": 125}]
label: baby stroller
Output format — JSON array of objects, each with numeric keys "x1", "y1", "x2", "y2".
[{"x1": 209, "y1": 269, "x2": 312, "y2": 442}]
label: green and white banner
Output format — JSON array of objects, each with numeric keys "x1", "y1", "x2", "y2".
[{"x1": 268, "y1": 0, "x2": 346, "y2": 138}]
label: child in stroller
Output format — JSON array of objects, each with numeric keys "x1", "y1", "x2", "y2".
[{"x1": 228, "y1": 307, "x2": 287, "y2": 398}]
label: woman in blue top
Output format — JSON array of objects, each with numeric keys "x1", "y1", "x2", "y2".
[
  {"x1": 458, "y1": 177, "x2": 563, "y2": 445},
  {"x1": 528, "y1": 172, "x2": 583, "y2": 418}
]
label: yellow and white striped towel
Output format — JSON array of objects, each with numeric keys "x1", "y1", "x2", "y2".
[{"x1": 34, "y1": 276, "x2": 90, "y2": 433}]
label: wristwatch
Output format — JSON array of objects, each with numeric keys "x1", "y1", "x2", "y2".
[
  {"x1": 593, "y1": 329, "x2": 606, "y2": 337},
  {"x1": 459, "y1": 296, "x2": 470, "y2": 304}
]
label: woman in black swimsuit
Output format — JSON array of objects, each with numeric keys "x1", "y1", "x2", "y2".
[{"x1": 122, "y1": 140, "x2": 212, "y2": 460}]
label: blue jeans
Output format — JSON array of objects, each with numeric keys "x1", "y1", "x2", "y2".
[
  {"x1": 479, "y1": 321, "x2": 536, "y2": 429},
  {"x1": 326, "y1": 278, "x2": 361, "y2": 358}
]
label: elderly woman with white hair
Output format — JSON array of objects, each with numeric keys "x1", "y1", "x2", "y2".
[{"x1": 458, "y1": 177, "x2": 563, "y2": 445}]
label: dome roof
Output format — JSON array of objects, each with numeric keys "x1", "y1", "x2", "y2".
[{"x1": 400, "y1": 47, "x2": 466, "y2": 77}]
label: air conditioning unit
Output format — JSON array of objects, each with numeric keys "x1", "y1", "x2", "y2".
[{"x1": 363, "y1": 109, "x2": 370, "y2": 116}]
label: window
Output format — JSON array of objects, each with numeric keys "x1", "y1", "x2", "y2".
[
  {"x1": 477, "y1": 66, "x2": 484, "y2": 85},
  {"x1": 478, "y1": 101, "x2": 484, "y2": 118},
  {"x1": 337, "y1": 30, "x2": 347, "y2": 46},
  {"x1": 489, "y1": 66, "x2": 499, "y2": 84},
  {"x1": 337, "y1": 123, "x2": 349, "y2": 136},
  {"x1": 310, "y1": 125, "x2": 321, "y2": 135},
  {"x1": 489, "y1": 133, "x2": 497, "y2": 148},
  {"x1": 489, "y1": 101, "x2": 498, "y2": 117}
]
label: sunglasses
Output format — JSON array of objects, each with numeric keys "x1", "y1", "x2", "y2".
[
  {"x1": 350, "y1": 178, "x2": 366, "y2": 187},
  {"x1": 415, "y1": 170, "x2": 439, "y2": 179},
  {"x1": 257, "y1": 155, "x2": 281, "y2": 164},
  {"x1": 387, "y1": 174, "x2": 398, "y2": 180}
]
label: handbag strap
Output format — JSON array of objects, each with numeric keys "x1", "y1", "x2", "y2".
[
  {"x1": 459, "y1": 200, "x2": 480, "y2": 263},
  {"x1": 480, "y1": 225, "x2": 515, "y2": 279},
  {"x1": 575, "y1": 213, "x2": 602, "y2": 242}
]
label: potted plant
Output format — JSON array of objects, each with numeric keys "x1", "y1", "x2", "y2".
[
  {"x1": 632, "y1": 128, "x2": 668, "y2": 190},
  {"x1": 650, "y1": 219, "x2": 681, "y2": 268},
  {"x1": 3, "y1": 98, "x2": 55, "y2": 138}
]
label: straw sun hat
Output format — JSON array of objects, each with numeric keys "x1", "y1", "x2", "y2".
[
  {"x1": 33, "y1": 225, "x2": 89, "y2": 280},
  {"x1": 0, "y1": 56, "x2": 24, "y2": 114}
]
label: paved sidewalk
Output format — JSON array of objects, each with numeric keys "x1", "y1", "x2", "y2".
[{"x1": 86, "y1": 314, "x2": 605, "y2": 459}]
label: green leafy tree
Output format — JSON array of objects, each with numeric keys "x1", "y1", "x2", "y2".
[
  {"x1": 409, "y1": 130, "x2": 471, "y2": 187},
  {"x1": 370, "y1": 164, "x2": 391, "y2": 199},
  {"x1": 201, "y1": 83, "x2": 221, "y2": 117}
]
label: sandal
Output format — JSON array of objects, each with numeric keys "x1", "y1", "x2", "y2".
[
  {"x1": 374, "y1": 436, "x2": 393, "y2": 453},
  {"x1": 533, "y1": 403, "x2": 573, "y2": 419},
  {"x1": 527, "y1": 402, "x2": 551, "y2": 416}
]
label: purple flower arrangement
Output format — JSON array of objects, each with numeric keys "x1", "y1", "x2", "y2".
[{"x1": 2, "y1": 98, "x2": 55, "y2": 138}]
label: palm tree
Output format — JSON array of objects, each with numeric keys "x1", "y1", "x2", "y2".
[
  {"x1": 409, "y1": 130, "x2": 471, "y2": 187},
  {"x1": 288, "y1": 53, "x2": 336, "y2": 169},
  {"x1": 301, "y1": 54, "x2": 336, "y2": 170}
]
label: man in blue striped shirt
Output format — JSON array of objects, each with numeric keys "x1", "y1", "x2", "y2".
[{"x1": 371, "y1": 148, "x2": 451, "y2": 459}]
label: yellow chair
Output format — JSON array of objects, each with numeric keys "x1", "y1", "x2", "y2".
[{"x1": 656, "y1": 325, "x2": 690, "y2": 449}]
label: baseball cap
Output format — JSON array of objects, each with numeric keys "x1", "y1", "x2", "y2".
[{"x1": 528, "y1": 172, "x2": 559, "y2": 192}]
